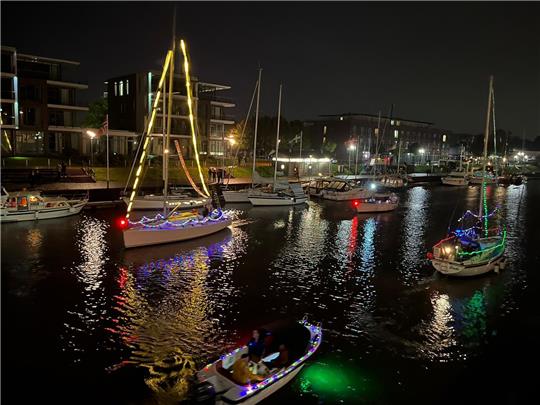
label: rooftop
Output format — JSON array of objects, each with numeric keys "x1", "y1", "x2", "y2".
[{"x1": 318, "y1": 112, "x2": 434, "y2": 126}]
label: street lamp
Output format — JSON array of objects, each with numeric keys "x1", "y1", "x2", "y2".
[
  {"x1": 86, "y1": 130, "x2": 96, "y2": 167},
  {"x1": 418, "y1": 148, "x2": 425, "y2": 164}
]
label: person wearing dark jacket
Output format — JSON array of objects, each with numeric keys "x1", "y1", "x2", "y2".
[{"x1": 247, "y1": 329, "x2": 266, "y2": 363}]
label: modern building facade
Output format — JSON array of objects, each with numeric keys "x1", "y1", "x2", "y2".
[
  {"x1": 105, "y1": 71, "x2": 235, "y2": 159},
  {"x1": 303, "y1": 113, "x2": 453, "y2": 165},
  {"x1": 1, "y1": 46, "x2": 88, "y2": 156}
]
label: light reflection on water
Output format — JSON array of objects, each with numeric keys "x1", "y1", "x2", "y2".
[{"x1": 2, "y1": 183, "x2": 535, "y2": 404}]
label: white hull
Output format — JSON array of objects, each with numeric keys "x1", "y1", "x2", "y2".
[
  {"x1": 0, "y1": 201, "x2": 86, "y2": 222},
  {"x1": 223, "y1": 189, "x2": 251, "y2": 203},
  {"x1": 122, "y1": 196, "x2": 210, "y2": 210},
  {"x1": 469, "y1": 177, "x2": 497, "y2": 185},
  {"x1": 310, "y1": 189, "x2": 370, "y2": 201},
  {"x1": 248, "y1": 195, "x2": 308, "y2": 206},
  {"x1": 215, "y1": 366, "x2": 304, "y2": 405},
  {"x1": 441, "y1": 177, "x2": 469, "y2": 186},
  {"x1": 431, "y1": 253, "x2": 505, "y2": 277},
  {"x1": 123, "y1": 217, "x2": 232, "y2": 248},
  {"x1": 356, "y1": 200, "x2": 399, "y2": 213}
]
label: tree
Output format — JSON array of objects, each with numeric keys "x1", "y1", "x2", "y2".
[{"x1": 84, "y1": 98, "x2": 108, "y2": 128}]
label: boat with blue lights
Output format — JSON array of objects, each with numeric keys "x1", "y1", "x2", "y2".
[
  {"x1": 194, "y1": 317, "x2": 322, "y2": 405},
  {"x1": 429, "y1": 76, "x2": 506, "y2": 277}
]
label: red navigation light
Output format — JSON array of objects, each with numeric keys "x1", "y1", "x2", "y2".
[
  {"x1": 426, "y1": 252, "x2": 434, "y2": 260},
  {"x1": 353, "y1": 200, "x2": 359, "y2": 207},
  {"x1": 117, "y1": 217, "x2": 128, "y2": 229}
]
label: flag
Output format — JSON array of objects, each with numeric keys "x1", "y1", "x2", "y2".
[{"x1": 100, "y1": 114, "x2": 109, "y2": 135}]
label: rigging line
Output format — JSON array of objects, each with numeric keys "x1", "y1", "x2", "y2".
[
  {"x1": 225, "y1": 78, "x2": 259, "y2": 187},
  {"x1": 124, "y1": 128, "x2": 146, "y2": 194},
  {"x1": 491, "y1": 83, "x2": 498, "y2": 175},
  {"x1": 174, "y1": 140, "x2": 208, "y2": 198}
]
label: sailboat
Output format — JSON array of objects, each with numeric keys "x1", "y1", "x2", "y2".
[
  {"x1": 429, "y1": 76, "x2": 506, "y2": 276},
  {"x1": 122, "y1": 31, "x2": 231, "y2": 248},
  {"x1": 248, "y1": 84, "x2": 308, "y2": 206},
  {"x1": 222, "y1": 68, "x2": 265, "y2": 203},
  {"x1": 353, "y1": 109, "x2": 399, "y2": 213},
  {"x1": 441, "y1": 145, "x2": 470, "y2": 186}
]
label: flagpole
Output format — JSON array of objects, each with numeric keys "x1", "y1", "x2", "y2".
[{"x1": 106, "y1": 114, "x2": 110, "y2": 189}]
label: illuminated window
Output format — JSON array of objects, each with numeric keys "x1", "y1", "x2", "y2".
[
  {"x1": 126, "y1": 80, "x2": 129, "y2": 95},
  {"x1": 391, "y1": 120, "x2": 395, "y2": 125},
  {"x1": 119, "y1": 81, "x2": 124, "y2": 96},
  {"x1": 394, "y1": 129, "x2": 399, "y2": 139},
  {"x1": 114, "y1": 82, "x2": 118, "y2": 96},
  {"x1": 442, "y1": 134, "x2": 447, "y2": 142},
  {"x1": 323, "y1": 125, "x2": 327, "y2": 135},
  {"x1": 339, "y1": 116, "x2": 343, "y2": 121}
]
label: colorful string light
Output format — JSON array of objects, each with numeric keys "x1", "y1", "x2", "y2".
[
  {"x1": 180, "y1": 39, "x2": 210, "y2": 198},
  {"x1": 128, "y1": 209, "x2": 226, "y2": 229}
]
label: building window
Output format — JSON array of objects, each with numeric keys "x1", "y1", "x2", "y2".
[
  {"x1": 394, "y1": 129, "x2": 399, "y2": 139},
  {"x1": 114, "y1": 82, "x2": 118, "y2": 96},
  {"x1": 22, "y1": 107, "x2": 37, "y2": 126},
  {"x1": 391, "y1": 120, "x2": 395, "y2": 125},
  {"x1": 126, "y1": 80, "x2": 129, "y2": 95},
  {"x1": 119, "y1": 81, "x2": 124, "y2": 96}
]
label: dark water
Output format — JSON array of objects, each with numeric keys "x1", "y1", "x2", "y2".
[{"x1": 2, "y1": 183, "x2": 540, "y2": 404}]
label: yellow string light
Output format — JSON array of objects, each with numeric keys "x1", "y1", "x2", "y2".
[
  {"x1": 125, "y1": 50, "x2": 173, "y2": 218},
  {"x1": 180, "y1": 39, "x2": 210, "y2": 198}
]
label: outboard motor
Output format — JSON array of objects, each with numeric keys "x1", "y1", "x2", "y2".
[{"x1": 193, "y1": 381, "x2": 216, "y2": 404}]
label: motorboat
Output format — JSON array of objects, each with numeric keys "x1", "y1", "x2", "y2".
[
  {"x1": 306, "y1": 178, "x2": 370, "y2": 201},
  {"x1": 121, "y1": 194, "x2": 210, "y2": 210},
  {"x1": 1, "y1": 188, "x2": 87, "y2": 222},
  {"x1": 123, "y1": 209, "x2": 232, "y2": 248},
  {"x1": 354, "y1": 193, "x2": 399, "y2": 213},
  {"x1": 373, "y1": 174, "x2": 408, "y2": 190},
  {"x1": 248, "y1": 183, "x2": 308, "y2": 206},
  {"x1": 194, "y1": 318, "x2": 322, "y2": 405},
  {"x1": 441, "y1": 171, "x2": 469, "y2": 186}
]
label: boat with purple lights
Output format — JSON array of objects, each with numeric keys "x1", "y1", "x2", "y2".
[{"x1": 193, "y1": 317, "x2": 322, "y2": 404}]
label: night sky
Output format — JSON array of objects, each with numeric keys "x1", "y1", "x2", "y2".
[{"x1": 2, "y1": 1, "x2": 539, "y2": 137}]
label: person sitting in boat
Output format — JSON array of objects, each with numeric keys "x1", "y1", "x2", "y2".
[
  {"x1": 264, "y1": 344, "x2": 289, "y2": 370},
  {"x1": 247, "y1": 329, "x2": 266, "y2": 363},
  {"x1": 231, "y1": 353, "x2": 264, "y2": 385}
]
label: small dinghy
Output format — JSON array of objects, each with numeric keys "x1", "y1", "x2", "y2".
[{"x1": 194, "y1": 318, "x2": 322, "y2": 405}]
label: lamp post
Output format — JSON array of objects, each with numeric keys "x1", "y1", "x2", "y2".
[
  {"x1": 86, "y1": 130, "x2": 96, "y2": 167},
  {"x1": 418, "y1": 148, "x2": 425, "y2": 165},
  {"x1": 347, "y1": 143, "x2": 356, "y2": 173}
]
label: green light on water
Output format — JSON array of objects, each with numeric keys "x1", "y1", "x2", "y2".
[{"x1": 295, "y1": 361, "x2": 379, "y2": 401}]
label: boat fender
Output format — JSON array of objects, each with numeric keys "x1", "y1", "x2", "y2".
[
  {"x1": 494, "y1": 265, "x2": 499, "y2": 274},
  {"x1": 193, "y1": 381, "x2": 216, "y2": 404}
]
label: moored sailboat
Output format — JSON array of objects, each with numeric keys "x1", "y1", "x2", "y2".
[
  {"x1": 121, "y1": 28, "x2": 231, "y2": 248},
  {"x1": 429, "y1": 76, "x2": 506, "y2": 276}
]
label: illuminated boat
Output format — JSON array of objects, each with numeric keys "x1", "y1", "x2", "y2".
[
  {"x1": 123, "y1": 209, "x2": 232, "y2": 248},
  {"x1": 469, "y1": 170, "x2": 497, "y2": 185},
  {"x1": 354, "y1": 193, "x2": 399, "y2": 213},
  {"x1": 429, "y1": 76, "x2": 506, "y2": 277},
  {"x1": 194, "y1": 318, "x2": 322, "y2": 405},
  {"x1": 1, "y1": 188, "x2": 87, "y2": 222}
]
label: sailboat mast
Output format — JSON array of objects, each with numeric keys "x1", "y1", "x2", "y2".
[
  {"x1": 163, "y1": 9, "x2": 176, "y2": 216},
  {"x1": 273, "y1": 84, "x2": 283, "y2": 191},
  {"x1": 479, "y1": 75, "x2": 493, "y2": 218},
  {"x1": 251, "y1": 68, "x2": 262, "y2": 188}
]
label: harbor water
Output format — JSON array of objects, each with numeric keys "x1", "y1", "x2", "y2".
[{"x1": 2, "y1": 182, "x2": 539, "y2": 404}]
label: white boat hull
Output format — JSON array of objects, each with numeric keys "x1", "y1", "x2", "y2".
[
  {"x1": 123, "y1": 217, "x2": 232, "y2": 248},
  {"x1": 356, "y1": 200, "x2": 399, "y2": 213},
  {"x1": 431, "y1": 253, "x2": 505, "y2": 277},
  {"x1": 441, "y1": 177, "x2": 469, "y2": 186},
  {"x1": 248, "y1": 195, "x2": 308, "y2": 206},
  {"x1": 122, "y1": 196, "x2": 210, "y2": 210},
  {"x1": 223, "y1": 189, "x2": 251, "y2": 203},
  {"x1": 0, "y1": 201, "x2": 86, "y2": 222}
]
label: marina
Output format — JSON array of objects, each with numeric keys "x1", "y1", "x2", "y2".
[
  {"x1": 2, "y1": 181, "x2": 538, "y2": 404},
  {"x1": 1, "y1": 1, "x2": 539, "y2": 404}
]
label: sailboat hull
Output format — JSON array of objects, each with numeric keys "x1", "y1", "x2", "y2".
[
  {"x1": 441, "y1": 177, "x2": 469, "y2": 186},
  {"x1": 222, "y1": 190, "x2": 250, "y2": 203},
  {"x1": 431, "y1": 253, "x2": 505, "y2": 277},
  {"x1": 122, "y1": 196, "x2": 210, "y2": 210},
  {"x1": 248, "y1": 195, "x2": 308, "y2": 206},
  {"x1": 123, "y1": 217, "x2": 232, "y2": 248}
]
